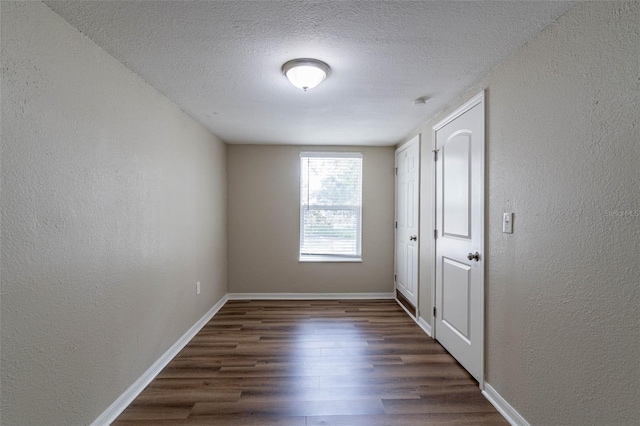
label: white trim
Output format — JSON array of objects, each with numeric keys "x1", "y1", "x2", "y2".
[
  {"x1": 299, "y1": 255, "x2": 362, "y2": 263},
  {"x1": 482, "y1": 383, "x2": 531, "y2": 426},
  {"x1": 431, "y1": 90, "x2": 485, "y2": 388},
  {"x1": 228, "y1": 292, "x2": 395, "y2": 300},
  {"x1": 431, "y1": 92, "x2": 486, "y2": 340},
  {"x1": 393, "y1": 297, "x2": 432, "y2": 338},
  {"x1": 431, "y1": 121, "x2": 438, "y2": 340},
  {"x1": 394, "y1": 134, "x2": 420, "y2": 309},
  {"x1": 299, "y1": 151, "x2": 362, "y2": 159},
  {"x1": 395, "y1": 134, "x2": 418, "y2": 151},
  {"x1": 91, "y1": 292, "x2": 408, "y2": 425},
  {"x1": 299, "y1": 152, "x2": 363, "y2": 259},
  {"x1": 478, "y1": 92, "x2": 486, "y2": 388},
  {"x1": 90, "y1": 295, "x2": 229, "y2": 426},
  {"x1": 394, "y1": 297, "x2": 417, "y2": 320},
  {"x1": 432, "y1": 91, "x2": 484, "y2": 131},
  {"x1": 417, "y1": 316, "x2": 432, "y2": 337}
]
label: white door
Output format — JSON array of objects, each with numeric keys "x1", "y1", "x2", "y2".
[
  {"x1": 395, "y1": 136, "x2": 420, "y2": 308},
  {"x1": 433, "y1": 92, "x2": 485, "y2": 385}
]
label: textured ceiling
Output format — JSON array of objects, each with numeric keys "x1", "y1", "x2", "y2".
[{"x1": 45, "y1": 1, "x2": 576, "y2": 146}]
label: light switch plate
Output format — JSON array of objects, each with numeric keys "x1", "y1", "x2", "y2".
[
  {"x1": 196, "y1": 281, "x2": 201, "y2": 295},
  {"x1": 503, "y1": 213, "x2": 513, "y2": 234}
]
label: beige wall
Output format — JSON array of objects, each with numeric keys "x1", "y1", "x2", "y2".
[
  {"x1": 227, "y1": 145, "x2": 394, "y2": 294},
  {"x1": 1, "y1": 3, "x2": 227, "y2": 424},
  {"x1": 5, "y1": 1, "x2": 638, "y2": 425},
  {"x1": 409, "y1": 1, "x2": 639, "y2": 424}
]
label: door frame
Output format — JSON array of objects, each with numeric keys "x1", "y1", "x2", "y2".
[
  {"x1": 431, "y1": 91, "x2": 485, "y2": 387},
  {"x1": 394, "y1": 134, "x2": 420, "y2": 316}
]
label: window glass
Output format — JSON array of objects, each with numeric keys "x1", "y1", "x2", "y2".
[{"x1": 300, "y1": 152, "x2": 363, "y2": 260}]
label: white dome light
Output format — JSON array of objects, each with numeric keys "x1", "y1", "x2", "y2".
[{"x1": 282, "y1": 59, "x2": 331, "y2": 91}]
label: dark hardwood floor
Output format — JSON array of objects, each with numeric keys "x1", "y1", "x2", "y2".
[{"x1": 114, "y1": 299, "x2": 507, "y2": 425}]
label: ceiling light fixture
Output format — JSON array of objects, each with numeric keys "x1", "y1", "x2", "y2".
[{"x1": 282, "y1": 58, "x2": 331, "y2": 91}]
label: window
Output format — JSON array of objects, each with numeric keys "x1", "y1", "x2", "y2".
[{"x1": 300, "y1": 152, "x2": 363, "y2": 261}]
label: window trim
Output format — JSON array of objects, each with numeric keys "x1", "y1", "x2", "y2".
[{"x1": 299, "y1": 151, "x2": 363, "y2": 262}]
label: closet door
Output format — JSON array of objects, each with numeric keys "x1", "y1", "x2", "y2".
[{"x1": 395, "y1": 136, "x2": 420, "y2": 309}]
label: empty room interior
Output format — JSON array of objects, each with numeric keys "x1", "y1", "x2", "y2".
[{"x1": 1, "y1": 1, "x2": 638, "y2": 425}]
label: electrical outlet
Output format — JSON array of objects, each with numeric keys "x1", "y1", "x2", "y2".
[{"x1": 196, "y1": 281, "x2": 201, "y2": 295}]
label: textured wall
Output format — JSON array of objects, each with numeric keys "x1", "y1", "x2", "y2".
[
  {"x1": 1, "y1": 3, "x2": 227, "y2": 424},
  {"x1": 411, "y1": 1, "x2": 639, "y2": 424},
  {"x1": 227, "y1": 145, "x2": 394, "y2": 294},
  {"x1": 43, "y1": 1, "x2": 575, "y2": 147}
]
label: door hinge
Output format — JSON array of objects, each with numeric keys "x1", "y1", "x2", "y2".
[
  {"x1": 395, "y1": 167, "x2": 398, "y2": 175},
  {"x1": 395, "y1": 221, "x2": 398, "y2": 229},
  {"x1": 433, "y1": 149, "x2": 439, "y2": 162},
  {"x1": 394, "y1": 274, "x2": 397, "y2": 281},
  {"x1": 434, "y1": 229, "x2": 438, "y2": 239},
  {"x1": 433, "y1": 306, "x2": 437, "y2": 317}
]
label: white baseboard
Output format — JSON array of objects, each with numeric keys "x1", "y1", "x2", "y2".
[
  {"x1": 482, "y1": 382, "x2": 531, "y2": 426},
  {"x1": 93, "y1": 293, "x2": 523, "y2": 426},
  {"x1": 91, "y1": 291, "x2": 408, "y2": 425},
  {"x1": 394, "y1": 297, "x2": 417, "y2": 319},
  {"x1": 227, "y1": 292, "x2": 395, "y2": 300},
  {"x1": 393, "y1": 298, "x2": 432, "y2": 338},
  {"x1": 91, "y1": 294, "x2": 229, "y2": 426},
  {"x1": 417, "y1": 316, "x2": 432, "y2": 337}
]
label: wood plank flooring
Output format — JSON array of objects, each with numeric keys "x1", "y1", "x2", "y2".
[{"x1": 114, "y1": 300, "x2": 507, "y2": 425}]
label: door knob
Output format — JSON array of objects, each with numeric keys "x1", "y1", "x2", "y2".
[
  {"x1": 410, "y1": 235, "x2": 417, "y2": 241},
  {"x1": 467, "y1": 252, "x2": 480, "y2": 261}
]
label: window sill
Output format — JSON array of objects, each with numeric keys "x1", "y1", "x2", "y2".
[{"x1": 299, "y1": 256, "x2": 362, "y2": 263}]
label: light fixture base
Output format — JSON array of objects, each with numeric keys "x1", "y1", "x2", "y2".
[{"x1": 282, "y1": 58, "x2": 331, "y2": 91}]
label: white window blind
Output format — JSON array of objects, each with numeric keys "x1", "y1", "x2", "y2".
[{"x1": 300, "y1": 152, "x2": 363, "y2": 260}]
